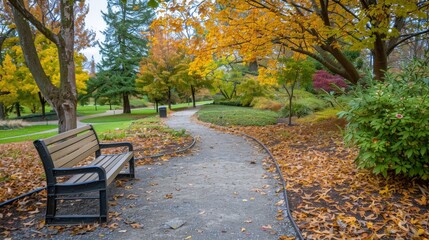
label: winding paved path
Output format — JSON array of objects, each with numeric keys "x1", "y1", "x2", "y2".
[
  {"x1": 106, "y1": 109, "x2": 297, "y2": 239},
  {"x1": 11, "y1": 108, "x2": 298, "y2": 239}
]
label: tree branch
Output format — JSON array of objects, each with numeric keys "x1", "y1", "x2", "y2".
[
  {"x1": 387, "y1": 29, "x2": 429, "y2": 55},
  {"x1": 7, "y1": 0, "x2": 59, "y2": 45}
]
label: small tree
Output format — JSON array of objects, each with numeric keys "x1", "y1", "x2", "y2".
[{"x1": 277, "y1": 58, "x2": 315, "y2": 125}]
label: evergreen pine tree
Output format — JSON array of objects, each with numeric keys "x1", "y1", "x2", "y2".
[{"x1": 97, "y1": 0, "x2": 154, "y2": 113}]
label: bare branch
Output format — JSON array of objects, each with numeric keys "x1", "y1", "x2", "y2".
[{"x1": 7, "y1": 0, "x2": 59, "y2": 45}]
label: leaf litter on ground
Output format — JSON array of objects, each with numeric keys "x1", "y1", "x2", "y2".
[
  {"x1": 209, "y1": 117, "x2": 428, "y2": 239},
  {"x1": 0, "y1": 116, "x2": 193, "y2": 238}
]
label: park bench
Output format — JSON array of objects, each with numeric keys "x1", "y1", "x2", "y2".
[{"x1": 33, "y1": 125, "x2": 135, "y2": 225}]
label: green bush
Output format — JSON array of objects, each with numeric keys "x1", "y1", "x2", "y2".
[
  {"x1": 279, "y1": 91, "x2": 328, "y2": 118},
  {"x1": 238, "y1": 78, "x2": 267, "y2": 106},
  {"x1": 295, "y1": 97, "x2": 327, "y2": 111},
  {"x1": 339, "y1": 60, "x2": 429, "y2": 179},
  {"x1": 213, "y1": 98, "x2": 242, "y2": 106},
  {"x1": 281, "y1": 102, "x2": 313, "y2": 118}
]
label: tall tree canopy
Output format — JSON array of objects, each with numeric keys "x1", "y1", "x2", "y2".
[
  {"x1": 137, "y1": 26, "x2": 188, "y2": 110},
  {"x1": 158, "y1": 0, "x2": 429, "y2": 84},
  {"x1": 97, "y1": 0, "x2": 154, "y2": 113},
  {"x1": 5, "y1": 0, "x2": 93, "y2": 132}
]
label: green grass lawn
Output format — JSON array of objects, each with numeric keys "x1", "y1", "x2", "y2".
[
  {"x1": 77, "y1": 105, "x2": 121, "y2": 116},
  {"x1": 0, "y1": 100, "x2": 212, "y2": 144},
  {"x1": 0, "y1": 132, "x2": 57, "y2": 144},
  {"x1": 0, "y1": 125, "x2": 57, "y2": 138},
  {"x1": 197, "y1": 104, "x2": 279, "y2": 126}
]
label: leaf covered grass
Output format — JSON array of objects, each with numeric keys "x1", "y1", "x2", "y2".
[
  {"x1": 219, "y1": 118, "x2": 429, "y2": 239},
  {"x1": 197, "y1": 104, "x2": 279, "y2": 126}
]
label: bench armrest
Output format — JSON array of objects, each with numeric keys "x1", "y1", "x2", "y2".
[
  {"x1": 53, "y1": 166, "x2": 107, "y2": 181},
  {"x1": 99, "y1": 142, "x2": 133, "y2": 151}
]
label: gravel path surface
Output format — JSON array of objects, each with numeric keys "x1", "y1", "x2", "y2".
[{"x1": 12, "y1": 108, "x2": 297, "y2": 239}]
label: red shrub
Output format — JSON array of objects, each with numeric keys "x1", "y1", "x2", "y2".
[{"x1": 313, "y1": 70, "x2": 348, "y2": 92}]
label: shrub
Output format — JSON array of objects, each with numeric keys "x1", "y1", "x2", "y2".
[
  {"x1": 295, "y1": 97, "x2": 328, "y2": 111},
  {"x1": 251, "y1": 97, "x2": 283, "y2": 112},
  {"x1": 281, "y1": 102, "x2": 312, "y2": 118},
  {"x1": 339, "y1": 60, "x2": 429, "y2": 179},
  {"x1": 238, "y1": 78, "x2": 266, "y2": 106},
  {"x1": 313, "y1": 70, "x2": 348, "y2": 92},
  {"x1": 213, "y1": 98, "x2": 242, "y2": 106}
]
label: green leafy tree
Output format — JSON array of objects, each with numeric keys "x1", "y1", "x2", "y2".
[
  {"x1": 97, "y1": 0, "x2": 154, "y2": 113},
  {"x1": 277, "y1": 58, "x2": 315, "y2": 126}
]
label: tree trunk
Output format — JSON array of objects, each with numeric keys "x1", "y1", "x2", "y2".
[
  {"x1": 55, "y1": 98, "x2": 77, "y2": 133},
  {"x1": 38, "y1": 92, "x2": 46, "y2": 119},
  {"x1": 248, "y1": 60, "x2": 258, "y2": 74},
  {"x1": 155, "y1": 101, "x2": 159, "y2": 112},
  {"x1": 288, "y1": 95, "x2": 292, "y2": 126},
  {"x1": 123, "y1": 93, "x2": 131, "y2": 113},
  {"x1": 191, "y1": 85, "x2": 196, "y2": 108},
  {"x1": 0, "y1": 103, "x2": 5, "y2": 120},
  {"x1": 10, "y1": 0, "x2": 78, "y2": 133},
  {"x1": 167, "y1": 87, "x2": 172, "y2": 110},
  {"x1": 373, "y1": 35, "x2": 388, "y2": 81},
  {"x1": 15, "y1": 102, "x2": 21, "y2": 117}
]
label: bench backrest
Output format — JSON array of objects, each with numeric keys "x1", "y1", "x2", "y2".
[{"x1": 34, "y1": 125, "x2": 101, "y2": 183}]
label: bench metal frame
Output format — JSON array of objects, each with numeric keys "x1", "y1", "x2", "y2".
[{"x1": 33, "y1": 125, "x2": 135, "y2": 225}]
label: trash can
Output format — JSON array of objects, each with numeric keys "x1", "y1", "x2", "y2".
[{"x1": 159, "y1": 106, "x2": 167, "y2": 118}]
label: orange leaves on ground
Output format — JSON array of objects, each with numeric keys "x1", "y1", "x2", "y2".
[
  {"x1": 0, "y1": 120, "x2": 193, "y2": 236},
  {"x1": 0, "y1": 142, "x2": 45, "y2": 203},
  {"x1": 228, "y1": 118, "x2": 429, "y2": 239}
]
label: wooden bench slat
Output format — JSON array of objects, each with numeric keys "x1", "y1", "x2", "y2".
[
  {"x1": 48, "y1": 131, "x2": 95, "y2": 153},
  {"x1": 55, "y1": 143, "x2": 99, "y2": 168},
  {"x1": 51, "y1": 134, "x2": 98, "y2": 162},
  {"x1": 43, "y1": 125, "x2": 92, "y2": 145},
  {"x1": 106, "y1": 153, "x2": 133, "y2": 185},
  {"x1": 67, "y1": 155, "x2": 113, "y2": 184},
  {"x1": 66, "y1": 152, "x2": 132, "y2": 184}
]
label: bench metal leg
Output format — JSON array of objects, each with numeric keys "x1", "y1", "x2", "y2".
[
  {"x1": 118, "y1": 158, "x2": 135, "y2": 179},
  {"x1": 129, "y1": 157, "x2": 135, "y2": 178},
  {"x1": 99, "y1": 189, "x2": 108, "y2": 223},
  {"x1": 45, "y1": 193, "x2": 57, "y2": 224}
]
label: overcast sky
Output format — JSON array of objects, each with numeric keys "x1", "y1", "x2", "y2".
[{"x1": 81, "y1": 0, "x2": 107, "y2": 64}]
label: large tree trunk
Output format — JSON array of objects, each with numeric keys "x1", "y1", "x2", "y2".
[
  {"x1": 123, "y1": 93, "x2": 131, "y2": 113},
  {"x1": 373, "y1": 35, "x2": 388, "y2": 81},
  {"x1": 9, "y1": 0, "x2": 77, "y2": 133}
]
